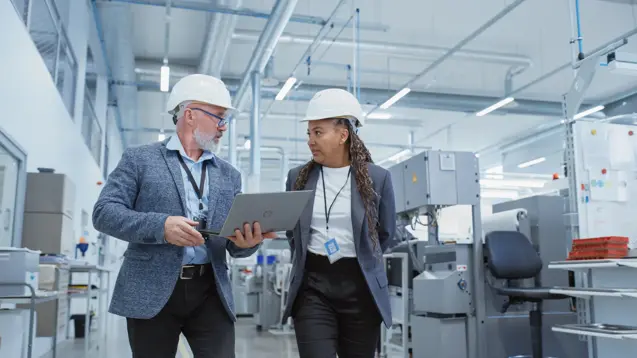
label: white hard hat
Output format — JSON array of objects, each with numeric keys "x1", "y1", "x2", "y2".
[
  {"x1": 166, "y1": 74, "x2": 235, "y2": 116},
  {"x1": 301, "y1": 88, "x2": 365, "y2": 128}
]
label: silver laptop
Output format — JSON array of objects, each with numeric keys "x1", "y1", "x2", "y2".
[{"x1": 210, "y1": 190, "x2": 314, "y2": 238}]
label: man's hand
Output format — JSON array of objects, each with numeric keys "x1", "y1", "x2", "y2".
[
  {"x1": 227, "y1": 222, "x2": 277, "y2": 249},
  {"x1": 164, "y1": 216, "x2": 205, "y2": 247}
]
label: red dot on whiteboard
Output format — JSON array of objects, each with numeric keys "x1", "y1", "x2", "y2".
[
  {"x1": 630, "y1": 131, "x2": 634, "y2": 136},
  {"x1": 602, "y1": 169, "x2": 607, "y2": 174}
]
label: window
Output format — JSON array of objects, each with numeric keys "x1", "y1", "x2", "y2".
[
  {"x1": 85, "y1": 47, "x2": 97, "y2": 105},
  {"x1": 81, "y1": 45, "x2": 102, "y2": 166},
  {"x1": 11, "y1": 0, "x2": 78, "y2": 117},
  {"x1": 82, "y1": 92, "x2": 103, "y2": 166}
]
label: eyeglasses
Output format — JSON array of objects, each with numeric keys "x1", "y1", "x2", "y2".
[{"x1": 190, "y1": 107, "x2": 231, "y2": 127}]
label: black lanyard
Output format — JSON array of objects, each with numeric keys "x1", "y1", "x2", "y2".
[
  {"x1": 176, "y1": 154, "x2": 208, "y2": 211},
  {"x1": 320, "y1": 166, "x2": 351, "y2": 232}
]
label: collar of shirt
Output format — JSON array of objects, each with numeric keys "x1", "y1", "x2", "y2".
[{"x1": 166, "y1": 135, "x2": 217, "y2": 166}]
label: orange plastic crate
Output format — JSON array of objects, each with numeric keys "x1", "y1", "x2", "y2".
[
  {"x1": 567, "y1": 248, "x2": 628, "y2": 260},
  {"x1": 572, "y1": 236, "x2": 629, "y2": 247}
]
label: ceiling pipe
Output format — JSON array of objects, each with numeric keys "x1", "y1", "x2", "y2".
[
  {"x1": 369, "y1": 0, "x2": 528, "y2": 116},
  {"x1": 210, "y1": 1, "x2": 241, "y2": 77},
  {"x1": 132, "y1": 74, "x2": 573, "y2": 117},
  {"x1": 198, "y1": 0, "x2": 225, "y2": 75},
  {"x1": 97, "y1": 0, "x2": 388, "y2": 31},
  {"x1": 232, "y1": 0, "x2": 298, "y2": 112},
  {"x1": 132, "y1": 59, "x2": 580, "y2": 117},
  {"x1": 229, "y1": 0, "x2": 298, "y2": 168},
  {"x1": 310, "y1": 60, "x2": 417, "y2": 77},
  {"x1": 199, "y1": 0, "x2": 242, "y2": 76},
  {"x1": 232, "y1": 29, "x2": 533, "y2": 68}
]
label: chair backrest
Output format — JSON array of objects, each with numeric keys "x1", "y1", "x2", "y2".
[{"x1": 484, "y1": 231, "x2": 543, "y2": 280}]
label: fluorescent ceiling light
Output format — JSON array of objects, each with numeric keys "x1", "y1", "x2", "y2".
[
  {"x1": 481, "y1": 189, "x2": 519, "y2": 200},
  {"x1": 275, "y1": 77, "x2": 297, "y2": 101},
  {"x1": 480, "y1": 178, "x2": 546, "y2": 188},
  {"x1": 365, "y1": 112, "x2": 392, "y2": 120},
  {"x1": 160, "y1": 65, "x2": 170, "y2": 92},
  {"x1": 573, "y1": 105, "x2": 604, "y2": 120},
  {"x1": 517, "y1": 157, "x2": 546, "y2": 168},
  {"x1": 476, "y1": 97, "x2": 515, "y2": 117},
  {"x1": 157, "y1": 132, "x2": 166, "y2": 141},
  {"x1": 380, "y1": 87, "x2": 411, "y2": 109}
]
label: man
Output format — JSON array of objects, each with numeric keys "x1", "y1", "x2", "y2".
[{"x1": 93, "y1": 74, "x2": 275, "y2": 358}]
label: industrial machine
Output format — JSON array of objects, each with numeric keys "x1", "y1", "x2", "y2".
[
  {"x1": 242, "y1": 239, "x2": 294, "y2": 334},
  {"x1": 382, "y1": 150, "x2": 485, "y2": 358},
  {"x1": 381, "y1": 150, "x2": 587, "y2": 358}
]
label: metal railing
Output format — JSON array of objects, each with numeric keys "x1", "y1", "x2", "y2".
[
  {"x1": 11, "y1": 0, "x2": 78, "y2": 118},
  {"x1": 82, "y1": 91, "x2": 103, "y2": 165}
]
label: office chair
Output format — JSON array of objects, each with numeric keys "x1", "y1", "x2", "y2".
[{"x1": 484, "y1": 231, "x2": 569, "y2": 358}]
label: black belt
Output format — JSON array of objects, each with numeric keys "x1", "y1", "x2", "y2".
[{"x1": 179, "y1": 264, "x2": 210, "y2": 280}]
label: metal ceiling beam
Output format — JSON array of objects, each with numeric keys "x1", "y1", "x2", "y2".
[
  {"x1": 96, "y1": 0, "x2": 389, "y2": 31},
  {"x1": 132, "y1": 76, "x2": 574, "y2": 117}
]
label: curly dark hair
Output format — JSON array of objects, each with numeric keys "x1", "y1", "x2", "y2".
[{"x1": 294, "y1": 118, "x2": 380, "y2": 249}]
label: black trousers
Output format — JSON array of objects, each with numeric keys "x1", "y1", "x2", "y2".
[
  {"x1": 292, "y1": 253, "x2": 382, "y2": 358},
  {"x1": 126, "y1": 265, "x2": 234, "y2": 358}
]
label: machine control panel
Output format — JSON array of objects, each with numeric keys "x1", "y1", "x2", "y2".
[{"x1": 388, "y1": 150, "x2": 480, "y2": 214}]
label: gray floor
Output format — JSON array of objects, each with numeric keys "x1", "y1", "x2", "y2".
[{"x1": 40, "y1": 313, "x2": 300, "y2": 358}]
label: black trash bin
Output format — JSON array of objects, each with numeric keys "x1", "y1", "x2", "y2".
[{"x1": 71, "y1": 314, "x2": 93, "y2": 338}]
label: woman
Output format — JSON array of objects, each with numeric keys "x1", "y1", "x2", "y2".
[{"x1": 282, "y1": 88, "x2": 397, "y2": 358}]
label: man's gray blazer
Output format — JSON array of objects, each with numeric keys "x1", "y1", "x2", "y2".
[
  {"x1": 93, "y1": 139, "x2": 258, "y2": 320},
  {"x1": 282, "y1": 162, "x2": 397, "y2": 328}
]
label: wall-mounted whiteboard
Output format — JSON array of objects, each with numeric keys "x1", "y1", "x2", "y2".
[{"x1": 573, "y1": 121, "x2": 637, "y2": 249}]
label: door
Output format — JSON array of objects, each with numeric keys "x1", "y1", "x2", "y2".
[{"x1": 0, "y1": 128, "x2": 27, "y2": 248}]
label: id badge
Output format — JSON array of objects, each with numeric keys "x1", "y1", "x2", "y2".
[{"x1": 324, "y1": 238, "x2": 342, "y2": 264}]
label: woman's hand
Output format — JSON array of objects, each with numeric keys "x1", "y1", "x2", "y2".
[{"x1": 227, "y1": 221, "x2": 278, "y2": 248}]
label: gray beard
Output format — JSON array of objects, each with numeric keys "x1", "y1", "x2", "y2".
[{"x1": 194, "y1": 128, "x2": 219, "y2": 152}]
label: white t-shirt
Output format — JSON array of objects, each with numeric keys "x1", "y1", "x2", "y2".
[{"x1": 308, "y1": 166, "x2": 356, "y2": 257}]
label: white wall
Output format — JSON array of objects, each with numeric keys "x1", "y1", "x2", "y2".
[
  {"x1": 0, "y1": 0, "x2": 104, "y2": 244},
  {"x1": 0, "y1": 0, "x2": 128, "y2": 337}
]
